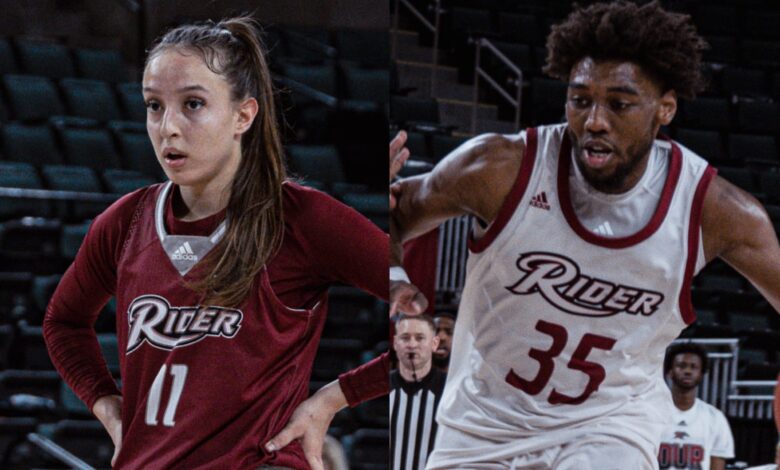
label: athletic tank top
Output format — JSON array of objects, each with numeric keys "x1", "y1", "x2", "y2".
[{"x1": 430, "y1": 124, "x2": 716, "y2": 465}]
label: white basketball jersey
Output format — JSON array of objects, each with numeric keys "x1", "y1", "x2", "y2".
[
  {"x1": 428, "y1": 124, "x2": 716, "y2": 468},
  {"x1": 658, "y1": 399, "x2": 735, "y2": 470}
]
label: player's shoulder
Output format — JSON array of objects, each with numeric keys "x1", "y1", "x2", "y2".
[
  {"x1": 695, "y1": 398, "x2": 729, "y2": 421},
  {"x1": 282, "y1": 180, "x2": 345, "y2": 217},
  {"x1": 453, "y1": 132, "x2": 526, "y2": 169}
]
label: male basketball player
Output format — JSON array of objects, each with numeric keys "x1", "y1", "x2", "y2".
[
  {"x1": 390, "y1": 2, "x2": 780, "y2": 469},
  {"x1": 658, "y1": 343, "x2": 733, "y2": 470}
]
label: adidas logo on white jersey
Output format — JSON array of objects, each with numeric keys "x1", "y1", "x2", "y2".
[
  {"x1": 593, "y1": 221, "x2": 614, "y2": 236},
  {"x1": 530, "y1": 191, "x2": 550, "y2": 210},
  {"x1": 171, "y1": 241, "x2": 198, "y2": 261}
]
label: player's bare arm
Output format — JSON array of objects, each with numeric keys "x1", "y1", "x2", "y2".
[
  {"x1": 702, "y1": 175, "x2": 780, "y2": 312},
  {"x1": 710, "y1": 456, "x2": 726, "y2": 470},
  {"x1": 390, "y1": 133, "x2": 525, "y2": 266}
]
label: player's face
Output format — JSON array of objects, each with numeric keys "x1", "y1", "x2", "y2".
[
  {"x1": 394, "y1": 319, "x2": 439, "y2": 370},
  {"x1": 143, "y1": 49, "x2": 247, "y2": 193},
  {"x1": 433, "y1": 316, "x2": 455, "y2": 361},
  {"x1": 669, "y1": 353, "x2": 703, "y2": 391},
  {"x1": 565, "y1": 58, "x2": 677, "y2": 193}
]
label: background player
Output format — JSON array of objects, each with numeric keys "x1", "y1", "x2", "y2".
[
  {"x1": 390, "y1": 1, "x2": 780, "y2": 468},
  {"x1": 43, "y1": 17, "x2": 387, "y2": 469},
  {"x1": 658, "y1": 343, "x2": 734, "y2": 470},
  {"x1": 433, "y1": 310, "x2": 455, "y2": 372}
]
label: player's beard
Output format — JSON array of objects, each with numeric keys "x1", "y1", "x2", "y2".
[
  {"x1": 571, "y1": 129, "x2": 655, "y2": 194},
  {"x1": 433, "y1": 353, "x2": 449, "y2": 369}
]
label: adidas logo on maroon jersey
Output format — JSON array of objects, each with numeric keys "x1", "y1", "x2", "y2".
[
  {"x1": 530, "y1": 191, "x2": 550, "y2": 210},
  {"x1": 506, "y1": 252, "x2": 664, "y2": 317},
  {"x1": 126, "y1": 295, "x2": 243, "y2": 353}
]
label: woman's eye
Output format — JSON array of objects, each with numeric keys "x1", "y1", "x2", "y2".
[
  {"x1": 145, "y1": 101, "x2": 160, "y2": 112},
  {"x1": 186, "y1": 99, "x2": 204, "y2": 110}
]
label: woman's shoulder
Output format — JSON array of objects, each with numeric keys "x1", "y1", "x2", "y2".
[{"x1": 281, "y1": 180, "x2": 346, "y2": 221}]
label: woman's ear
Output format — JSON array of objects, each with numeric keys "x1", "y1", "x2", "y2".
[{"x1": 235, "y1": 97, "x2": 259, "y2": 135}]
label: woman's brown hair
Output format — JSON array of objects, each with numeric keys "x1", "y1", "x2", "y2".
[{"x1": 146, "y1": 16, "x2": 286, "y2": 308}]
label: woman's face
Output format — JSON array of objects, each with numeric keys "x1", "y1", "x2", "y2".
[{"x1": 142, "y1": 48, "x2": 255, "y2": 193}]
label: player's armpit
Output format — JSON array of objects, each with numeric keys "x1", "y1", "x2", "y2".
[
  {"x1": 391, "y1": 132, "x2": 525, "y2": 249},
  {"x1": 703, "y1": 175, "x2": 780, "y2": 313}
]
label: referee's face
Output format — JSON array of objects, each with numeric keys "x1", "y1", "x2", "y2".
[{"x1": 394, "y1": 319, "x2": 439, "y2": 370}]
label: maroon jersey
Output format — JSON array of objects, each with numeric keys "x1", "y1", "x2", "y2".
[{"x1": 44, "y1": 182, "x2": 388, "y2": 469}]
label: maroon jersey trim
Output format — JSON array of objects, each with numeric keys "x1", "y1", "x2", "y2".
[
  {"x1": 469, "y1": 127, "x2": 538, "y2": 253},
  {"x1": 679, "y1": 165, "x2": 717, "y2": 325},
  {"x1": 557, "y1": 132, "x2": 683, "y2": 249}
]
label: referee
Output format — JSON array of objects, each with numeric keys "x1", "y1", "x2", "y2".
[{"x1": 390, "y1": 314, "x2": 447, "y2": 470}]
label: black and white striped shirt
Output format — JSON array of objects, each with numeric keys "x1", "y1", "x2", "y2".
[{"x1": 390, "y1": 368, "x2": 447, "y2": 470}]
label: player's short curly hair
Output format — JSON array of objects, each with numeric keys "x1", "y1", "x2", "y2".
[
  {"x1": 664, "y1": 342, "x2": 709, "y2": 374},
  {"x1": 543, "y1": 1, "x2": 708, "y2": 100}
]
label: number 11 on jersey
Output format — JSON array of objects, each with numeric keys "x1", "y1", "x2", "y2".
[{"x1": 146, "y1": 364, "x2": 188, "y2": 426}]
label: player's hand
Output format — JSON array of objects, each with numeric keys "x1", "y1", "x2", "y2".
[
  {"x1": 390, "y1": 131, "x2": 410, "y2": 209},
  {"x1": 92, "y1": 394, "x2": 123, "y2": 467},
  {"x1": 390, "y1": 279, "x2": 428, "y2": 316},
  {"x1": 264, "y1": 380, "x2": 347, "y2": 470}
]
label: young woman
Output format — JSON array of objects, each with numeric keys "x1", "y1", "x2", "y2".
[{"x1": 43, "y1": 17, "x2": 387, "y2": 469}]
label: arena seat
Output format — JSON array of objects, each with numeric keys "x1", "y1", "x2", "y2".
[
  {"x1": 13, "y1": 322, "x2": 53, "y2": 370},
  {"x1": 312, "y1": 338, "x2": 363, "y2": 380},
  {"x1": 729, "y1": 133, "x2": 778, "y2": 167},
  {"x1": 60, "y1": 222, "x2": 90, "y2": 260},
  {"x1": 0, "y1": 38, "x2": 18, "y2": 74},
  {"x1": 342, "y1": 65, "x2": 389, "y2": 103},
  {"x1": 347, "y1": 428, "x2": 389, "y2": 470},
  {"x1": 30, "y1": 275, "x2": 62, "y2": 325},
  {"x1": 335, "y1": 30, "x2": 389, "y2": 68},
  {"x1": 116, "y1": 82, "x2": 146, "y2": 122},
  {"x1": 73, "y1": 48, "x2": 127, "y2": 83},
  {"x1": 742, "y1": 40, "x2": 780, "y2": 68},
  {"x1": 717, "y1": 167, "x2": 757, "y2": 194},
  {"x1": 693, "y1": 5, "x2": 740, "y2": 35},
  {"x1": 721, "y1": 68, "x2": 770, "y2": 99},
  {"x1": 287, "y1": 144, "x2": 345, "y2": 187},
  {"x1": 678, "y1": 97, "x2": 731, "y2": 132},
  {"x1": 0, "y1": 162, "x2": 50, "y2": 219},
  {"x1": 0, "y1": 417, "x2": 37, "y2": 464},
  {"x1": 59, "y1": 78, "x2": 122, "y2": 122},
  {"x1": 1, "y1": 123, "x2": 64, "y2": 166},
  {"x1": 0, "y1": 271, "x2": 33, "y2": 325},
  {"x1": 101, "y1": 169, "x2": 156, "y2": 194},
  {"x1": 16, "y1": 41, "x2": 75, "y2": 79},
  {"x1": 529, "y1": 78, "x2": 567, "y2": 125},
  {"x1": 0, "y1": 370, "x2": 60, "y2": 402},
  {"x1": 702, "y1": 36, "x2": 739, "y2": 64},
  {"x1": 107, "y1": 121, "x2": 161, "y2": 179},
  {"x1": 498, "y1": 13, "x2": 541, "y2": 45},
  {"x1": 735, "y1": 100, "x2": 779, "y2": 134},
  {"x1": 55, "y1": 124, "x2": 121, "y2": 171},
  {"x1": 42, "y1": 419, "x2": 113, "y2": 467},
  {"x1": 0, "y1": 218, "x2": 61, "y2": 260},
  {"x1": 353, "y1": 396, "x2": 388, "y2": 428},
  {"x1": 674, "y1": 128, "x2": 727, "y2": 165},
  {"x1": 41, "y1": 165, "x2": 106, "y2": 220},
  {"x1": 390, "y1": 96, "x2": 440, "y2": 126},
  {"x1": 745, "y1": 10, "x2": 780, "y2": 40},
  {"x1": 405, "y1": 131, "x2": 429, "y2": 161},
  {"x1": 0, "y1": 324, "x2": 13, "y2": 369},
  {"x1": 2, "y1": 74, "x2": 65, "y2": 122},
  {"x1": 282, "y1": 63, "x2": 338, "y2": 100}
]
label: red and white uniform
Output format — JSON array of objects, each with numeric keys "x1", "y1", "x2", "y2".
[
  {"x1": 428, "y1": 124, "x2": 716, "y2": 469},
  {"x1": 658, "y1": 398, "x2": 734, "y2": 470},
  {"x1": 44, "y1": 181, "x2": 388, "y2": 469}
]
